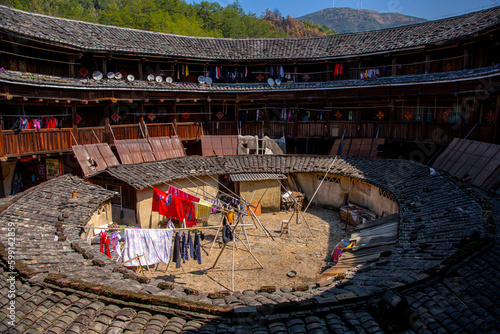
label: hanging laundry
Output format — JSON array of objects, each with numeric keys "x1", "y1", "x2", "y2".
[
  {"x1": 193, "y1": 232, "x2": 202, "y2": 265},
  {"x1": 195, "y1": 199, "x2": 212, "y2": 221},
  {"x1": 222, "y1": 221, "x2": 233, "y2": 243},
  {"x1": 188, "y1": 231, "x2": 194, "y2": 260},
  {"x1": 279, "y1": 65, "x2": 284, "y2": 78},
  {"x1": 172, "y1": 232, "x2": 182, "y2": 268},
  {"x1": 269, "y1": 66, "x2": 274, "y2": 76},
  {"x1": 167, "y1": 220, "x2": 175, "y2": 229},
  {"x1": 245, "y1": 66, "x2": 248, "y2": 77},
  {"x1": 152, "y1": 187, "x2": 167, "y2": 212},
  {"x1": 110, "y1": 230, "x2": 122, "y2": 258},
  {"x1": 176, "y1": 196, "x2": 197, "y2": 227},
  {"x1": 185, "y1": 65, "x2": 189, "y2": 76},
  {"x1": 227, "y1": 210, "x2": 235, "y2": 224},
  {"x1": 100, "y1": 231, "x2": 111, "y2": 258},
  {"x1": 153, "y1": 187, "x2": 197, "y2": 225},
  {"x1": 256, "y1": 109, "x2": 260, "y2": 122},
  {"x1": 122, "y1": 228, "x2": 174, "y2": 267},
  {"x1": 339, "y1": 63, "x2": 344, "y2": 75},
  {"x1": 168, "y1": 185, "x2": 200, "y2": 203},
  {"x1": 181, "y1": 232, "x2": 188, "y2": 263}
]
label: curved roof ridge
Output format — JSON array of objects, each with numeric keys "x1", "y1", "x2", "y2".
[{"x1": 0, "y1": 5, "x2": 499, "y2": 60}]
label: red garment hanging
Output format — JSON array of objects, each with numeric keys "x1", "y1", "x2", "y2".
[
  {"x1": 153, "y1": 187, "x2": 196, "y2": 226},
  {"x1": 334, "y1": 64, "x2": 339, "y2": 76},
  {"x1": 100, "y1": 232, "x2": 111, "y2": 257},
  {"x1": 168, "y1": 185, "x2": 200, "y2": 203},
  {"x1": 152, "y1": 187, "x2": 167, "y2": 212},
  {"x1": 339, "y1": 64, "x2": 344, "y2": 76},
  {"x1": 176, "y1": 196, "x2": 197, "y2": 227}
]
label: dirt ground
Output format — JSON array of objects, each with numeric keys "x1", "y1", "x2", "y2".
[{"x1": 153, "y1": 208, "x2": 354, "y2": 292}]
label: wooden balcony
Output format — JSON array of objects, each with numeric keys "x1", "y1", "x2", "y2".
[
  {"x1": 206, "y1": 121, "x2": 263, "y2": 137},
  {"x1": 0, "y1": 120, "x2": 494, "y2": 157},
  {"x1": 2, "y1": 128, "x2": 74, "y2": 156},
  {"x1": 1, "y1": 122, "x2": 198, "y2": 157}
]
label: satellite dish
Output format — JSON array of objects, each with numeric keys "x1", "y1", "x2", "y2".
[
  {"x1": 205, "y1": 76, "x2": 212, "y2": 85},
  {"x1": 106, "y1": 72, "x2": 115, "y2": 79},
  {"x1": 92, "y1": 71, "x2": 103, "y2": 81},
  {"x1": 156, "y1": 75, "x2": 163, "y2": 83},
  {"x1": 147, "y1": 74, "x2": 155, "y2": 81},
  {"x1": 127, "y1": 74, "x2": 135, "y2": 82},
  {"x1": 268, "y1": 78, "x2": 275, "y2": 86},
  {"x1": 114, "y1": 72, "x2": 122, "y2": 80},
  {"x1": 198, "y1": 76, "x2": 205, "y2": 84},
  {"x1": 165, "y1": 77, "x2": 173, "y2": 84},
  {"x1": 275, "y1": 78, "x2": 282, "y2": 86}
]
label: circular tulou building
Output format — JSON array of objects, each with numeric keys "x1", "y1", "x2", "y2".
[{"x1": 0, "y1": 4, "x2": 499, "y2": 334}]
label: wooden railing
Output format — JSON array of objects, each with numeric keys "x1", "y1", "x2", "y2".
[
  {"x1": 78, "y1": 126, "x2": 106, "y2": 145},
  {"x1": 3, "y1": 128, "x2": 74, "y2": 156},
  {"x1": 1, "y1": 121, "x2": 495, "y2": 157},
  {"x1": 206, "y1": 121, "x2": 263, "y2": 137},
  {"x1": 175, "y1": 122, "x2": 202, "y2": 140},
  {"x1": 205, "y1": 121, "x2": 237, "y2": 136},
  {"x1": 144, "y1": 123, "x2": 173, "y2": 138}
]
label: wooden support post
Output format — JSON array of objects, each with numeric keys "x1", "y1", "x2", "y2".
[
  {"x1": 425, "y1": 54, "x2": 431, "y2": 74},
  {"x1": 463, "y1": 49, "x2": 469, "y2": 70},
  {"x1": 235, "y1": 96, "x2": 239, "y2": 123},
  {"x1": 494, "y1": 95, "x2": 500, "y2": 144},
  {"x1": 422, "y1": 99, "x2": 428, "y2": 139},
  {"x1": 138, "y1": 59, "x2": 144, "y2": 81},
  {"x1": 389, "y1": 99, "x2": 395, "y2": 141},
  {"x1": 263, "y1": 100, "x2": 269, "y2": 138},
  {"x1": 102, "y1": 58, "x2": 107, "y2": 75},
  {"x1": 0, "y1": 111, "x2": 5, "y2": 158},
  {"x1": 293, "y1": 101, "x2": 299, "y2": 138},
  {"x1": 392, "y1": 58, "x2": 397, "y2": 77},
  {"x1": 460, "y1": 97, "x2": 466, "y2": 138},
  {"x1": 104, "y1": 104, "x2": 110, "y2": 144},
  {"x1": 71, "y1": 104, "x2": 78, "y2": 144},
  {"x1": 69, "y1": 57, "x2": 75, "y2": 77}
]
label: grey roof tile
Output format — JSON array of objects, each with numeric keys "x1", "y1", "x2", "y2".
[{"x1": 0, "y1": 6, "x2": 499, "y2": 61}]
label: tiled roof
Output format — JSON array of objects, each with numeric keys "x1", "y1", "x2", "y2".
[
  {"x1": 1, "y1": 65, "x2": 499, "y2": 94},
  {"x1": 0, "y1": 156, "x2": 499, "y2": 333},
  {"x1": 0, "y1": 5, "x2": 499, "y2": 60},
  {"x1": 229, "y1": 173, "x2": 287, "y2": 182}
]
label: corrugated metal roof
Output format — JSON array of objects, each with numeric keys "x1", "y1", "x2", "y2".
[{"x1": 230, "y1": 173, "x2": 286, "y2": 182}]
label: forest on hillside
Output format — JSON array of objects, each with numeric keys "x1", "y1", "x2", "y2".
[{"x1": 0, "y1": 0, "x2": 336, "y2": 38}]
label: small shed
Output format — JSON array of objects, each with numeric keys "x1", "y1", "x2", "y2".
[{"x1": 231, "y1": 173, "x2": 286, "y2": 213}]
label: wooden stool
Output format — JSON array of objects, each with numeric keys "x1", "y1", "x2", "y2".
[{"x1": 280, "y1": 219, "x2": 290, "y2": 235}]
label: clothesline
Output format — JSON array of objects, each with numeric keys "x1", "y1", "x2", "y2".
[
  {"x1": 89, "y1": 224, "x2": 253, "y2": 231},
  {"x1": 2, "y1": 114, "x2": 71, "y2": 117}
]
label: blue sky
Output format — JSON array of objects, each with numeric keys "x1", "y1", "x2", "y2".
[{"x1": 191, "y1": 0, "x2": 499, "y2": 20}]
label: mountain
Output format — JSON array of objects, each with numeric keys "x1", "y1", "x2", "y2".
[{"x1": 298, "y1": 7, "x2": 427, "y2": 34}]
